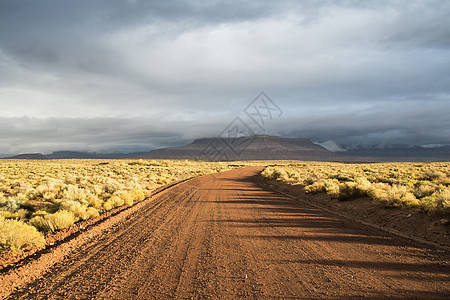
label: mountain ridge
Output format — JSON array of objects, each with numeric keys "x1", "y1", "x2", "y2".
[
  {"x1": 143, "y1": 135, "x2": 336, "y2": 160},
  {"x1": 2, "y1": 136, "x2": 450, "y2": 161}
]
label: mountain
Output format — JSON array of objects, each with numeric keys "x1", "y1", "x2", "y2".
[
  {"x1": 4, "y1": 137, "x2": 449, "y2": 161},
  {"x1": 142, "y1": 135, "x2": 337, "y2": 160},
  {"x1": 4, "y1": 151, "x2": 148, "y2": 160},
  {"x1": 6, "y1": 153, "x2": 48, "y2": 159}
]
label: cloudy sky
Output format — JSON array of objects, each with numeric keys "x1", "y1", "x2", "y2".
[{"x1": 1, "y1": 0, "x2": 449, "y2": 155}]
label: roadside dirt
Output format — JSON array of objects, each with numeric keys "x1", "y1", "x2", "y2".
[{"x1": 1, "y1": 167, "x2": 449, "y2": 299}]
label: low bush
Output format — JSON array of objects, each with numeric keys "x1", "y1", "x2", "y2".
[
  {"x1": 103, "y1": 195, "x2": 124, "y2": 211},
  {"x1": 116, "y1": 191, "x2": 133, "y2": 206},
  {"x1": 338, "y1": 181, "x2": 366, "y2": 201},
  {"x1": 86, "y1": 207, "x2": 100, "y2": 218},
  {"x1": 324, "y1": 179, "x2": 340, "y2": 198},
  {"x1": 30, "y1": 210, "x2": 76, "y2": 233},
  {"x1": 425, "y1": 187, "x2": 450, "y2": 213},
  {"x1": 0, "y1": 197, "x2": 21, "y2": 212},
  {"x1": 86, "y1": 194, "x2": 102, "y2": 209},
  {"x1": 414, "y1": 182, "x2": 436, "y2": 198},
  {"x1": 130, "y1": 189, "x2": 145, "y2": 202},
  {"x1": 304, "y1": 181, "x2": 326, "y2": 194},
  {"x1": 60, "y1": 200, "x2": 90, "y2": 220},
  {"x1": 0, "y1": 217, "x2": 45, "y2": 251}
]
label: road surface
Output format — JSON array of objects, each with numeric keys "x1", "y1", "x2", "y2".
[{"x1": 7, "y1": 167, "x2": 450, "y2": 299}]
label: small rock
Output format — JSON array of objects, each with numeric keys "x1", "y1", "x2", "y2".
[
  {"x1": 440, "y1": 219, "x2": 449, "y2": 226},
  {"x1": 406, "y1": 214, "x2": 412, "y2": 218}
]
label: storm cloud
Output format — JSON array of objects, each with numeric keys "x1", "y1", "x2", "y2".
[{"x1": 0, "y1": 0, "x2": 449, "y2": 155}]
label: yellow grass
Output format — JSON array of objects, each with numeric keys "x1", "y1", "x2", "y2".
[
  {"x1": 262, "y1": 162, "x2": 450, "y2": 213},
  {"x1": 1, "y1": 216, "x2": 45, "y2": 251}
]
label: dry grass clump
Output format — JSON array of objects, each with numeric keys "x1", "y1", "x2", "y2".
[
  {"x1": 30, "y1": 210, "x2": 76, "y2": 233},
  {"x1": 262, "y1": 162, "x2": 450, "y2": 213},
  {"x1": 1, "y1": 216, "x2": 45, "y2": 251}
]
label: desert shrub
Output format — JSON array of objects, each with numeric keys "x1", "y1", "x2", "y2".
[
  {"x1": 0, "y1": 211, "x2": 13, "y2": 219},
  {"x1": 111, "y1": 195, "x2": 124, "y2": 207},
  {"x1": 304, "y1": 181, "x2": 326, "y2": 194},
  {"x1": 440, "y1": 177, "x2": 450, "y2": 186},
  {"x1": 103, "y1": 195, "x2": 124, "y2": 211},
  {"x1": 103, "y1": 199, "x2": 114, "y2": 211},
  {"x1": 285, "y1": 170, "x2": 299, "y2": 180},
  {"x1": 60, "y1": 200, "x2": 90, "y2": 220},
  {"x1": 421, "y1": 195, "x2": 439, "y2": 211},
  {"x1": 35, "y1": 184, "x2": 50, "y2": 195},
  {"x1": 104, "y1": 179, "x2": 122, "y2": 194},
  {"x1": 30, "y1": 210, "x2": 76, "y2": 233},
  {"x1": 86, "y1": 207, "x2": 100, "y2": 218},
  {"x1": 63, "y1": 174, "x2": 77, "y2": 185},
  {"x1": 32, "y1": 210, "x2": 48, "y2": 217},
  {"x1": 91, "y1": 185, "x2": 104, "y2": 196},
  {"x1": 0, "y1": 197, "x2": 21, "y2": 212},
  {"x1": 427, "y1": 187, "x2": 450, "y2": 212},
  {"x1": 324, "y1": 179, "x2": 340, "y2": 198},
  {"x1": 157, "y1": 177, "x2": 171, "y2": 185},
  {"x1": 42, "y1": 191, "x2": 56, "y2": 201},
  {"x1": 399, "y1": 192, "x2": 420, "y2": 208},
  {"x1": 116, "y1": 191, "x2": 133, "y2": 206},
  {"x1": 86, "y1": 194, "x2": 102, "y2": 209},
  {"x1": 0, "y1": 217, "x2": 45, "y2": 251},
  {"x1": 261, "y1": 168, "x2": 273, "y2": 180},
  {"x1": 337, "y1": 181, "x2": 367, "y2": 201},
  {"x1": 11, "y1": 181, "x2": 33, "y2": 195},
  {"x1": 354, "y1": 177, "x2": 372, "y2": 193},
  {"x1": 331, "y1": 173, "x2": 354, "y2": 182},
  {"x1": 62, "y1": 185, "x2": 96, "y2": 206},
  {"x1": 424, "y1": 169, "x2": 446, "y2": 181},
  {"x1": 2, "y1": 209, "x2": 29, "y2": 221},
  {"x1": 303, "y1": 176, "x2": 318, "y2": 186},
  {"x1": 368, "y1": 184, "x2": 410, "y2": 207},
  {"x1": 414, "y1": 182, "x2": 436, "y2": 198},
  {"x1": 125, "y1": 177, "x2": 142, "y2": 190},
  {"x1": 130, "y1": 189, "x2": 145, "y2": 202},
  {"x1": 266, "y1": 169, "x2": 284, "y2": 180},
  {"x1": 128, "y1": 160, "x2": 145, "y2": 166}
]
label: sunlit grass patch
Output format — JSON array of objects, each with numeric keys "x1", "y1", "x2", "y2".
[
  {"x1": 262, "y1": 162, "x2": 450, "y2": 213},
  {"x1": 1, "y1": 216, "x2": 45, "y2": 251}
]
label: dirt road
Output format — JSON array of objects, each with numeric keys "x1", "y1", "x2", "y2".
[{"x1": 5, "y1": 167, "x2": 450, "y2": 299}]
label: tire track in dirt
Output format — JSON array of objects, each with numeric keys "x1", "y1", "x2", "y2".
[{"x1": 3, "y1": 167, "x2": 450, "y2": 299}]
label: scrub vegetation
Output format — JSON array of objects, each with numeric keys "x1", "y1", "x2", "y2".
[{"x1": 262, "y1": 162, "x2": 450, "y2": 213}]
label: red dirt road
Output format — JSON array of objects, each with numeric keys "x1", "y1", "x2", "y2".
[{"x1": 5, "y1": 167, "x2": 450, "y2": 299}]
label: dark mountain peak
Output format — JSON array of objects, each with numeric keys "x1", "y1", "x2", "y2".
[
  {"x1": 4, "y1": 151, "x2": 145, "y2": 160},
  {"x1": 7, "y1": 153, "x2": 47, "y2": 160},
  {"x1": 144, "y1": 135, "x2": 336, "y2": 160}
]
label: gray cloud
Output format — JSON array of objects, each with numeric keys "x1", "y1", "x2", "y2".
[{"x1": 0, "y1": 0, "x2": 449, "y2": 154}]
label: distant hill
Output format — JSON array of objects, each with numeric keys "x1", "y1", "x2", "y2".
[
  {"x1": 3, "y1": 137, "x2": 449, "y2": 161},
  {"x1": 142, "y1": 135, "x2": 337, "y2": 160},
  {"x1": 4, "y1": 151, "x2": 146, "y2": 160},
  {"x1": 6, "y1": 153, "x2": 48, "y2": 159}
]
